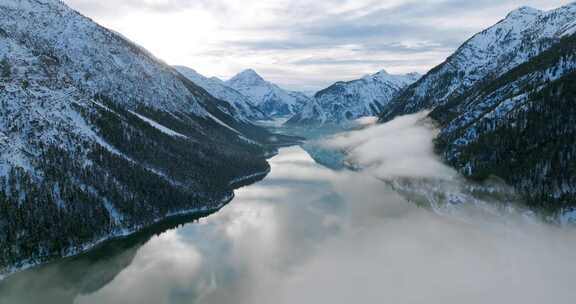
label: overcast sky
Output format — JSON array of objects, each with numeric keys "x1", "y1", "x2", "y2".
[{"x1": 64, "y1": 0, "x2": 573, "y2": 91}]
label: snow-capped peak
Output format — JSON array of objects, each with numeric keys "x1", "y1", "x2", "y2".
[
  {"x1": 506, "y1": 6, "x2": 542, "y2": 19},
  {"x1": 374, "y1": 69, "x2": 389, "y2": 75},
  {"x1": 228, "y1": 69, "x2": 266, "y2": 86},
  {"x1": 225, "y1": 69, "x2": 310, "y2": 117},
  {"x1": 379, "y1": 1, "x2": 576, "y2": 123},
  {"x1": 174, "y1": 66, "x2": 269, "y2": 121}
]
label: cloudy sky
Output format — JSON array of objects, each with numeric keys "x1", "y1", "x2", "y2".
[{"x1": 64, "y1": 0, "x2": 572, "y2": 91}]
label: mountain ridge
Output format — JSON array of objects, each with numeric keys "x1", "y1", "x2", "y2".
[
  {"x1": 287, "y1": 70, "x2": 420, "y2": 125},
  {"x1": 379, "y1": 2, "x2": 576, "y2": 122}
]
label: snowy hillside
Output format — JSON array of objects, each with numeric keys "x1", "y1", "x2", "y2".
[
  {"x1": 175, "y1": 66, "x2": 270, "y2": 122},
  {"x1": 226, "y1": 69, "x2": 310, "y2": 117},
  {"x1": 431, "y1": 32, "x2": 576, "y2": 213},
  {"x1": 287, "y1": 70, "x2": 420, "y2": 125},
  {"x1": 0, "y1": 0, "x2": 278, "y2": 275},
  {"x1": 380, "y1": 3, "x2": 576, "y2": 122}
]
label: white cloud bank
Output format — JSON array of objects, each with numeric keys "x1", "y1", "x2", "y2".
[{"x1": 323, "y1": 112, "x2": 457, "y2": 179}]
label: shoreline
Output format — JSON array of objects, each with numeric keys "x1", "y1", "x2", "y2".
[
  {"x1": 0, "y1": 167, "x2": 273, "y2": 281},
  {"x1": 0, "y1": 195, "x2": 232, "y2": 281}
]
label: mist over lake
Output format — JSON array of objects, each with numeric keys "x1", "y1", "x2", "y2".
[{"x1": 3, "y1": 125, "x2": 576, "y2": 303}]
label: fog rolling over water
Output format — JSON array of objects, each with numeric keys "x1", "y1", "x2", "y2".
[
  {"x1": 322, "y1": 112, "x2": 457, "y2": 179},
  {"x1": 76, "y1": 113, "x2": 576, "y2": 304},
  {"x1": 5, "y1": 115, "x2": 576, "y2": 304}
]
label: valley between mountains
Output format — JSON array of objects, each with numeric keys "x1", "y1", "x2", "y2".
[{"x1": 1, "y1": 0, "x2": 576, "y2": 288}]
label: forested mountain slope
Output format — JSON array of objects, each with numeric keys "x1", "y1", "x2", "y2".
[
  {"x1": 0, "y1": 0, "x2": 279, "y2": 275},
  {"x1": 431, "y1": 33, "x2": 576, "y2": 214}
]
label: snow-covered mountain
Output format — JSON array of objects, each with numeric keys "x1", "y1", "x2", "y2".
[
  {"x1": 371, "y1": 2, "x2": 576, "y2": 213},
  {"x1": 287, "y1": 70, "x2": 420, "y2": 125},
  {"x1": 175, "y1": 66, "x2": 270, "y2": 122},
  {"x1": 225, "y1": 69, "x2": 310, "y2": 117},
  {"x1": 431, "y1": 31, "x2": 576, "y2": 214},
  {"x1": 380, "y1": 3, "x2": 576, "y2": 122},
  {"x1": 0, "y1": 0, "x2": 288, "y2": 275}
]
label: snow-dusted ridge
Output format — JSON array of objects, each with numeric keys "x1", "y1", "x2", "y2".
[
  {"x1": 288, "y1": 70, "x2": 420, "y2": 125},
  {"x1": 380, "y1": 2, "x2": 576, "y2": 121},
  {"x1": 429, "y1": 29, "x2": 576, "y2": 213}
]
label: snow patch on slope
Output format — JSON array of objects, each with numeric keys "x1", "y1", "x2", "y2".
[{"x1": 128, "y1": 110, "x2": 188, "y2": 139}]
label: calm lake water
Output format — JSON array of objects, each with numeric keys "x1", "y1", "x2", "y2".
[{"x1": 2, "y1": 144, "x2": 576, "y2": 304}]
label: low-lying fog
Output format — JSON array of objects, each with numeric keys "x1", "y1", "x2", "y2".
[
  {"x1": 74, "y1": 113, "x2": 576, "y2": 304},
  {"x1": 4, "y1": 113, "x2": 574, "y2": 304}
]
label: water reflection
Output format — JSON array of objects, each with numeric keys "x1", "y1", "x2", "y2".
[
  {"x1": 0, "y1": 210, "x2": 218, "y2": 304},
  {"x1": 2, "y1": 146, "x2": 576, "y2": 304},
  {"x1": 80, "y1": 147, "x2": 356, "y2": 304}
]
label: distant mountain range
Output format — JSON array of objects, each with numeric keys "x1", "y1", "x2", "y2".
[
  {"x1": 287, "y1": 70, "x2": 420, "y2": 125},
  {"x1": 175, "y1": 66, "x2": 270, "y2": 122},
  {"x1": 175, "y1": 67, "x2": 312, "y2": 119}
]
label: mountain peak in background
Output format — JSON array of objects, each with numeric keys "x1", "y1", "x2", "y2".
[
  {"x1": 228, "y1": 69, "x2": 266, "y2": 86},
  {"x1": 373, "y1": 69, "x2": 389, "y2": 75},
  {"x1": 287, "y1": 69, "x2": 420, "y2": 125},
  {"x1": 225, "y1": 69, "x2": 310, "y2": 117},
  {"x1": 175, "y1": 66, "x2": 270, "y2": 121}
]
